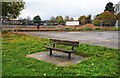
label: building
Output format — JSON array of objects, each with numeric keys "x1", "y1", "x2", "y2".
[
  {"x1": 115, "y1": 1, "x2": 120, "y2": 27},
  {"x1": 115, "y1": 1, "x2": 120, "y2": 14},
  {"x1": 66, "y1": 21, "x2": 79, "y2": 26}
]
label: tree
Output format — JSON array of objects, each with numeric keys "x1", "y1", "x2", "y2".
[
  {"x1": 64, "y1": 16, "x2": 69, "y2": 21},
  {"x1": 33, "y1": 15, "x2": 41, "y2": 24},
  {"x1": 104, "y1": 2, "x2": 114, "y2": 13},
  {"x1": 69, "y1": 17, "x2": 74, "y2": 21},
  {"x1": 49, "y1": 16, "x2": 55, "y2": 25},
  {"x1": 26, "y1": 16, "x2": 31, "y2": 21},
  {"x1": 92, "y1": 17, "x2": 101, "y2": 26},
  {"x1": 33, "y1": 15, "x2": 41, "y2": 29},
  {"x1": 81, "y1": 16, "x2": 88, "y2": 25},
  {"x1": 22, "y1": 18, "x2": 27, "y2": 25},
  {"x1": 87, "y1": 15, "x2": 92, "y2": 23},
  {"x1": 25, "y1": 16, "x2": 31, "y2": 25},
  {"x1": 78, "y1": 15, "x2": 86, "y2": 25},
  {"x1": 78, "y1": 15, "x2": 91, "y2": 25},
  {"x1": 92, "y1": 11, "x2": 117, "y2": 26},
  {"x1": 2, "y1": 2, "x2": 25, "y2": 20},
  {"x1": 55, "y1": 16, "x2": 64, "y2": 25},
  {"x1": 50, "y1": 16, "x2": 56, "y2": 21}
]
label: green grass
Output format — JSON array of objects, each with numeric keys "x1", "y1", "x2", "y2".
[{"x1": 2, "y1": 32, "x2": 119, "y2": 76}]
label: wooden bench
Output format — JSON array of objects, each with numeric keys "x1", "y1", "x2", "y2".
[{"x1": 45, "y1": 39, "x2": 79, "y2": 59}]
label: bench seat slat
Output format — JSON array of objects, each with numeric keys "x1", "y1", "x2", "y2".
[
  {"x1": 45, "y1": 46, "x2": 76, "y2": 53},
  {"x1": 52, "y1": 42, "x2": 79, "y2": 46}
]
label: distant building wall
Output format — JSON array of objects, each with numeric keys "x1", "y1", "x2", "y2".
[
  {"x1": 66, "y1": 21, "x2": 79, "y2": 26},
  {"x1": 115, "y1": 1, "x2": 120, "y2": 14},
  {"x1": 115, "y1": 1, "x2": 120, "y2": 27}
]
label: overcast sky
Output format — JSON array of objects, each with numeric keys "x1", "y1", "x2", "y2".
[{"x1": 19, "y1": 0, "x2": 119, "y2": 20}]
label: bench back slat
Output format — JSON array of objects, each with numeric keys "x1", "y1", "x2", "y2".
[{"x1": 50, "y1": 39, "x2": 79, "y2": 46}]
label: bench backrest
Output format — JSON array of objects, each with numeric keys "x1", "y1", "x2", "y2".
[{"x1": 50, "y1": 39, "x2": 79, "y2": 47}]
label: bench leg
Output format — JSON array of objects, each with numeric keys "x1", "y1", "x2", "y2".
[
  {"x1": 68, "y1": 53, "x2": 71, "y2": 59},
  {"x1": 50, "y1": 49, "x2": 52, "y2": 56}
]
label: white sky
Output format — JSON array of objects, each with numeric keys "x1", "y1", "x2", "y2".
[{"x1": 19, "y1": 0, "x2": 119, "y2": 20}]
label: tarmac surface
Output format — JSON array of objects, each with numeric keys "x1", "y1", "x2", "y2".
[{"x1": 21, "y1": 31, "x2": 119, "y2": 49}]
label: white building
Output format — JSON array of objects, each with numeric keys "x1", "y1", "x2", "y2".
[
  {"x1": 66, "y1": 21, "x2": 79, "y2": 26},
  {"x1": 115, "y1": 1, "x2": 120, "y2": 14},
  {"x1": 115, "y1": 1, "x2": 120, "y2": 28}
]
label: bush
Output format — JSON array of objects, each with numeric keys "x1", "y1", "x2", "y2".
[
  {"x1": 83, "y1": 28, "x2": 93, "y2": 31},
  {"x1": 94, "y1": 28, "x2": 101, "y2": 30},
  {"x1": 118, "y1": 27, "x2": 120, "y2": 31},
  {"x1": 92, "y1": 19, "x2": 101, "y2": 26},
  {"x1": 63, "y1": 28, "x2": 70, "y2": 31},
  {"x1": 2, "y1": 30, "x2": 10, "y2": 34}
]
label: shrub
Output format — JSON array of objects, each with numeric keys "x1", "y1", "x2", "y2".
[
  {"x1": 117, "y1": 26, "x2": 120, "y2": 30},
  {"x1": 83, "y1": 28, "x2": 93, "y2": 31},
  {"x1": 92, "y1": 19, "x2": 101, "y2": 26},
  {"x1": 94, "y1": 28, "x2": 101, "y2": 30},
  {"x1": 63, "y1": 28, "x2": 69, "y2": 31}
]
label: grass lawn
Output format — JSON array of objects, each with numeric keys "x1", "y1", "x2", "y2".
[{"x1": 2, "y1": 32, "x2": 119, "y2": 76}]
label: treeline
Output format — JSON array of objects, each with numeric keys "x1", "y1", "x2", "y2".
[
  {"x1": 2, "y1": 2, "x2": 120, "y2": 26},
  {"x1": 33, "y1": 2, "x2": 119, "y2": 26}
]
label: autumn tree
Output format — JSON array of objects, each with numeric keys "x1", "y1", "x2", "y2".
[
  {"x1": 92, "y1": 11, "x2": 117, "y2": 26},
  {"x1": 78, "y1": 15, "x2": 91, "y2": 25},
  {"x1": 55, "y1": 16, "x2": 64, "y2": 25},
  {"x1": 92, "y1": 17, "x2": 101, "y2": 26},
  {"x1": 78, "y1": 15, "x2": 85, "y2": 25},
  {"x1": 81, "y1": 16, "x2": 89, "y2": 25},
  {"x1": 2, "y1": 2, "x2": 25, "y2": 20}
]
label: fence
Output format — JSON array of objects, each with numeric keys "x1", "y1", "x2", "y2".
[
  {"x1": 2, "y1": 19, "x2": 120, "y2": 26},
  {"x1": 79, "y1": 20, "x2": 120, "y2": 26}
]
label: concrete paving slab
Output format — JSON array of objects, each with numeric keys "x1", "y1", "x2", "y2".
[{"x1": 26, "y1": 51, "x2": 87, "y2": 66}]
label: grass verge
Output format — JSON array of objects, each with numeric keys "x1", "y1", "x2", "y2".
[{"x1": 2, "y1": 32, "x2": 119, "y2": 76}]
